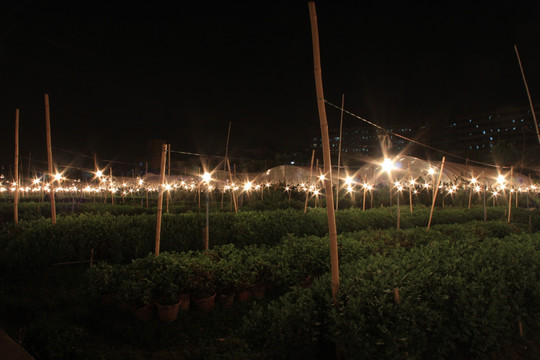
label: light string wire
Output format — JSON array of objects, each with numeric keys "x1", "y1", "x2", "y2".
[{"x1": 324, "y1": 99, "x2": 511, "y2": 169}]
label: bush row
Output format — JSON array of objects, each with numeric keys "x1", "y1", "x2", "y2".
[
  {"x1": 1, "y1": 206, "x2": 537, "y2": 277},
  {"x1": 238, "y1": 230, "x2": 540, "y2": 360}
]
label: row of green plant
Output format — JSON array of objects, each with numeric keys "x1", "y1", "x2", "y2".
[
  {"x1": 5, "y1": 220, "x2": 536, "y2": 359},
  {"x1": 3, "y1": 184, "x2": 537, "y2": 222},
  {"x1": 237, "y1": 230, "x2": 540, "y2": 359},
  {"x1": 2, "y1": 206, "x2": 537, "y2": 278},
  {"x1": 87, "y1": 219, "x2": 528, "y2": 315}
]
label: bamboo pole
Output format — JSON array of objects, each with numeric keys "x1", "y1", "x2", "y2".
[
  {"x1": 308, "y1": 1, "x2": 339, "y2": 304},
  {"x1": 514, "y1": 45, "x2": 540, "y2": 145},
  {"x1": 335, "y1": 94, "x2": 344, "y2": 210},
  {"x1": 226, "y1": 158, "x2": 238, "y2": 214},
  {"x1": 44, "y1": 94, "x2": 56, "y2": 225},
  {"x1": 155, "y1": 144, "x2": 167, "y2": 256},
  {"x1": 14, "y1": 109, "x2": 19, "y2": 224},
  {"x1": 304, "y1": 149, "x2": 315, "y2": 214},
  {"x1": 408, "y1": 163, "x2": 413, "y2": 214},
  {"x1": 482, "y1": 171, "x2": 487, "y2": 222},
  {"x1": 145, "y1": 162, "x2": 149, "y2": 208},
  {"x1": 427, "y1": 157, "x2": 445, "y2": 230},
  {"x1": 508, "y1": 165, "x2": 513, "y2": 223},
  {"x1": 110, "y1": 167, "x2": 114, "y2": 206},
  {"x1": 468, "y1": 172, "x2": 474, "y2": 209},
  {"x1": 222, "y1": 122, "x2": 232, "y2": 209},
  {"x1": 166, "y1": 144, "x2": 171, "y2": 213}
]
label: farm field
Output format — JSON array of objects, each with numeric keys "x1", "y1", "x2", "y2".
[{"x1": 1, "y1": 200, "x2": 540, "y2": 359}]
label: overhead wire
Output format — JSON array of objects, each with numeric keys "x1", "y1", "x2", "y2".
[{"x1": 324, "y1": 99, "x2": 511, "y2": 169}]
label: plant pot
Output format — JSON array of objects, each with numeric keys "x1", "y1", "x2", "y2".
[
  {"x1": 133, "y1": 303, "x2": 153, "y2": 321},
  {"x1": 101, "y1": 293, "x2": 115, "y2": 306},
  {"x1": 251, "y1": 285, "x2": 265, "y2": 300},
  {"x1": 217, "y1": 293, "x2": 235, "y2": 307},
  {"x1": 179, "y1": 293, "x2": 191, "y2": 311},
  {"x1": 156, "y1": 299, "x2": 182, "y2": 322},
  {"x1": 192, "y1": 293, "x2": 217, "y2": 313},
  {"x1": 235, "y1": 289, "x2": 252, "y2": 303}
]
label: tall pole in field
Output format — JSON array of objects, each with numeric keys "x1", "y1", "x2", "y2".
[
  {"x1": 427, "y1": 157, "x2": 445, "y2": 230},
  {"x1": 304, "y1": 149, "x2": 315, "y2": 214},
  {"x1": 166, "y1": 144, "x2": 171, "y2": 213},
  {"x1": 308, "y1": 1, "x2": 339, "y2": 304},
  {"x1": 335, "y1": 94, "x2": 344, "y2": 210},
  {"x1": 226, "y1": 158, "x2": 238, "y2": 214},
  {"x1": 514, "y1": 45, "x2": 540, "y2": 145},
  {"x1": 14, "y1": 109, "x2": 20, "y2": 224},
  {"x1": 508, "y1": 165, "x2": 513, "y2": 223},
  {"x1": 44, "y1": 94, "x2": 56, "y2": 225},
  {"x1": 222, "y1": 121, "x2": 232, "y2": 209},
  {"x1": 155, "y1": 143, "x2": 167, "y2": 256}
]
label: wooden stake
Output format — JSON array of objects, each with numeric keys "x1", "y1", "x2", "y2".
[
  {"x1": 335, "y1": 94, "x2": 344, "y2": 210},
  {"x1": 221, "y1": 122, "x2": 232, "y2": 210},
  {"x1": 89, "y1": 248, "x2": 94, "y2": 267},
  {"x1": 44, "y1": 94, "x2": 56, "y2": 225},
  {"x1": 427, "y1": 157, "x2": 445, "y2": 230},
  {"x1": 508, "y1": 165, "x2": 513, "y2": 223},
  {"x1": 145, "y1": 162, "x2": 149, "y2": 208},
  {"x1": 468, "y1": 172, "x2": 474, "y2": 209},
  {"x1": 309, "y1": 1, "x2": 339, "y2": 305},
  {"x1": 514, "y1": 45, "x2": 540, "y2": 145},
  {"x1": 14, "y1": 109, "x2": 19, "y2": 224},
  {"x1": 155, "y1": 144, "x2": 167, "y2": 256},
  {"x1": 304, "y1": 149, "x2": 315, "y2": 214},
  {"x1": 166, "y1": 144, "x2": 171, "y2": 213},
  {"x1": 110, "y1": 167, "x2": 114, "y2": 206},
  {"x1": 226, "y1": 158, "x2": 238, "y2": 214}
]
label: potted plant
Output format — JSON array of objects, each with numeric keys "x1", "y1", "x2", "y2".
[
  {"x1": 189, "y1": 253, "x2": 217, "y2": 312},
  {"x1": 215, "y1": 257, "x2": 238, "y2": 307},
  {"x1": 152, "y1": 253, "x2": 190, "y2": 321},
  {"x1": 116, "y1": 274, "x2": 154, "y2": 321},
  {"x1": 86, "y1": 262, "x2": 123, "y2": 306}
]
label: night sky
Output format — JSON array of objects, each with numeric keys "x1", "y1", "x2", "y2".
[{"x1": 1, "y1": 1, "x2": 539, "y2": 169}]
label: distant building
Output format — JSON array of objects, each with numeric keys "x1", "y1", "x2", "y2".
[
  {"x1": 310, "y1": 126, "x2": 416, "y2": 160},
  {"x1": 432, "y1": 106, "x2": 538, "y2": 164}
]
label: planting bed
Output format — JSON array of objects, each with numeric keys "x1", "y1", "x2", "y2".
[{"x1": 1, "y1": 205, "x2": 540, "y2": 359}]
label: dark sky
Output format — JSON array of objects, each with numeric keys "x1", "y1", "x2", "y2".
[{"x1": 1, "y1": 1, "x2": 539, "y2": 168}]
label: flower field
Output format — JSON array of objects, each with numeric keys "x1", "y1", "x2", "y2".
[{"x1": 1, "y1": 201, "x2": 540, "y2": 359}]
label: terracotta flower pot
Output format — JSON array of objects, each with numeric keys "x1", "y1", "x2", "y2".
[
  {"x1": 101, "y1": 293, "x2": 115, "y2": 306},
  {"x1": 251, "y1": 285, "x2": 265, "y2": 300},
  {"x1": 156, "y1": 299, "x2": 182, "y2": 322},
  {"x1": 235, "y1": 289, "x2": 252, "y2": 303},
  {"x1": 179, "y1": 293, "x2": 191, "y2": 311},
  {"x1": 133, "y1": 303, "x2": 153, "y2": 321},
  {"x1": 192, "y1": 293, "x2": 217, "y2": 313},
  {"x1": 217, "y1": 293, "x2": 235, "y2": 307}
]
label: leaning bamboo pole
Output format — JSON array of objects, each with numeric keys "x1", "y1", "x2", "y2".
[
  {"x1": 335, "y1": 94, "x2": 344, "y2": 210},
  {"x1": 427, "y1": 157, "x2": 445, "y2": 230},
  {"x1": 221, "y1": 121, "x2": 232, "y2": 209},
  {"x1": 44, "y1": 94, "x2": 56, "y2": 225},
  {"x1": 155, "y1": 144, "x2": 167, "y2": 256},
  {"x1": 508, "y1": 165, "x2": 513, "y2": 223},
  {"x1": 166, "y1": 144, "x2": 171, "y2": 213},
  {"x1": 14, "y1": 109, "x2": 19, "y2": 224},
  {"x1": 514, "y1": 45, "x2": 540, "y2": 145},
  {"x1": 304, "y1": 149, "x2": 315, "y2": 214},
  {"x1": 308, "y1": 1, "x2": 339, "y2": 304},
  {"x1": 226, "y1": 158, "x2": 238, "y2": 214}
]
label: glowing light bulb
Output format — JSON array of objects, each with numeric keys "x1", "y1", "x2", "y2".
[
  {"x1": 382, "y1": 158, "x2": 394, "y2": 173},
  {"x1": 202, "y1": 172, "x2": 211, "y2": 182}
]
